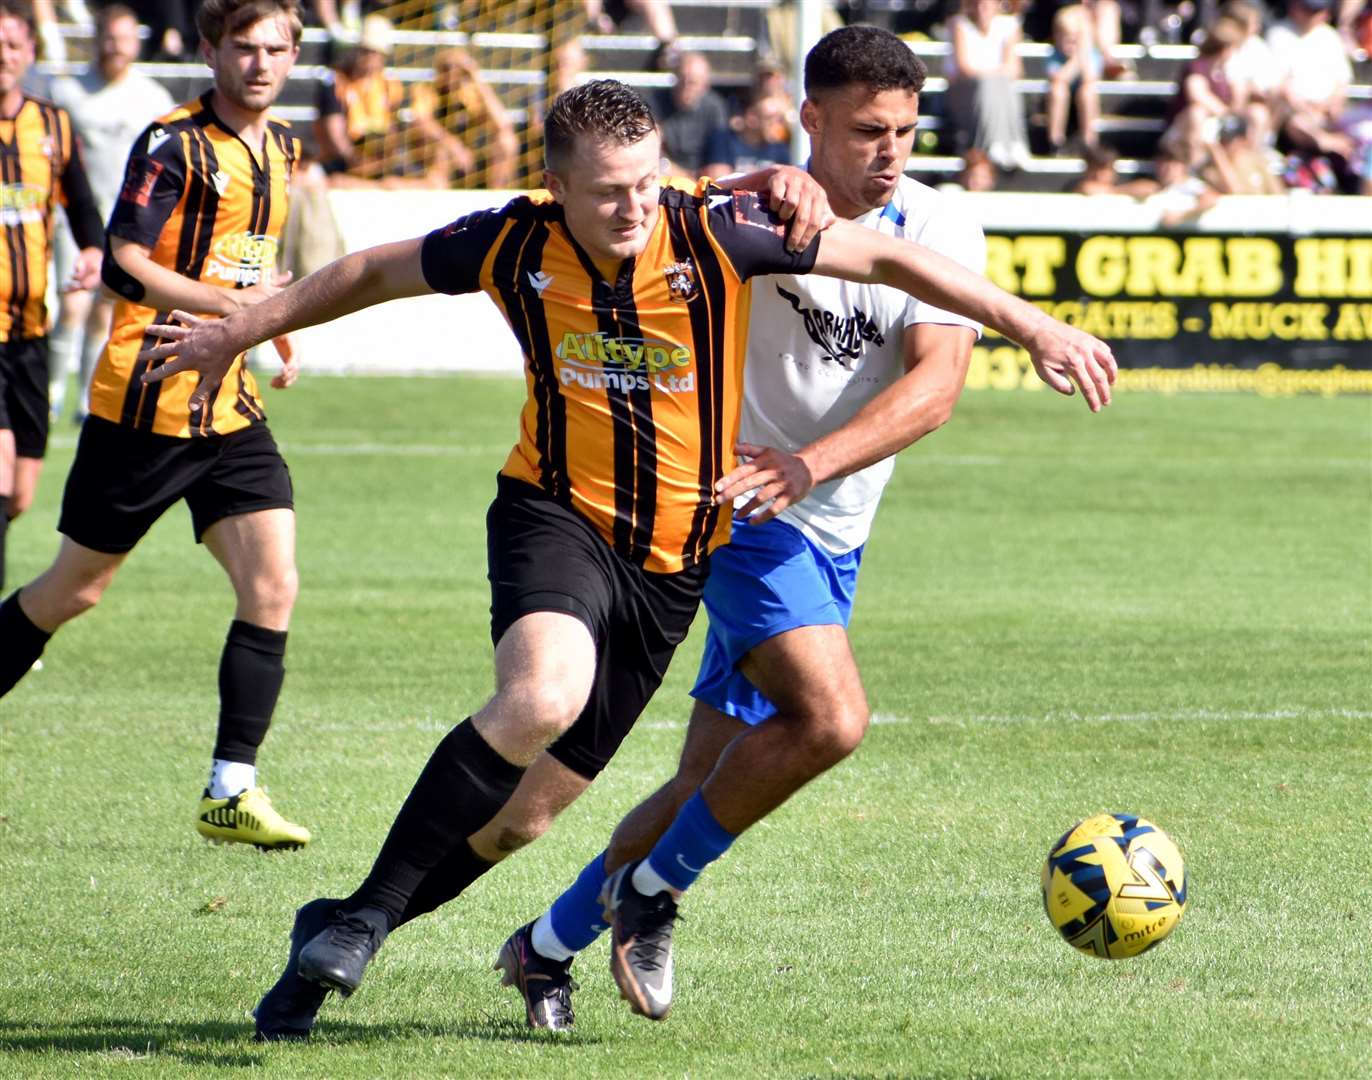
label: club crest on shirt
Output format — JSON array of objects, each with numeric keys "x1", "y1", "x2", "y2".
[{"x1": 663, "y1": 259, "x2": 697, "y2": 303}]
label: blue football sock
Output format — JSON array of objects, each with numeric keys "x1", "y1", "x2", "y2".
[
  {"x1": 642, "y1": 791, "x2": 736, "y2": 894},
  {"x1": 541, "y1": 849, "x2": 611, "y2": 958}
]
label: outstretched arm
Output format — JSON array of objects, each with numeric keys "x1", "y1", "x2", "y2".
[
  {"x1": 813, "y1": 219, "x2": 1117, "y2": 411},
  {"x1": 139, "y1": 238, "x2": 433, "y2": 409}
]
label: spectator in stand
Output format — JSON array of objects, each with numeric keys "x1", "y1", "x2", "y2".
[
  {"x1": 958, "y1": 146, "x2": 999, "y2": 190},
  {"x1": 1162, "y1": 14, "x2": 1250, "y2": 167},
  {"x1": 945, "y1": 0, "x2": 1032, "y2": 170},
  {"x1": 1205, "y1": 114, "x2": 1285, "y2": 191},
  {"x1": 315, "y1": 0, "x2": 390, "y2": 52},
  {"x1": 48, "y1": 3, "x2": 174, "y2": 423},
  {"x1": 1073, "y1": 143, "x2": 1123, "y2": 192},
  {"x1": 315, "y1": 15, "x2": 411, "y2": 183},
  {"x1": 1267, "y1": 0, "x2": 1355, "y2": 159},
  {"x1": 751, "y1": 56, "x2": 797, "y2": 145},
  {"x1": 122, "y1": 0, "x2": 198, "y2": 59},
  {"x1": 1045, "y1": 5, "x2": 1102, "y2": 153},
  {"x1": 653, "y1": 51, "x2": 730, "y2": 175},
  {"x1": 584, "y1": 0, "x2": 678, "y2": 46},
  {"x1": 701, "y1": 91, "x2": 792, "y2": 179},
  {"x1": 1341, "y1": 102, "x2": 1372, "y2": 194},
  {"x1": 1083, "y1": 0, "x2": 1132, "y2": 78},
  {"x1": 1144, "y1": 147, "x2": 1220, "y2": 226},
  {"x1": 1221, "y1": 1, "x2": 1277, "y2": 145},
  {"x1": 411, "y1": 47, "x2": 519, "y2": 189}
]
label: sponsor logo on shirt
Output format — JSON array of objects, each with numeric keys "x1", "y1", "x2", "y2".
[
  {"x1": 555, "y1": 330, "x2": 696, "y2": 394},
  {"x1": 0, "y1": 183, "x2": 46, "y2": 225},
  {"x1": 775, "y1": 283, "x2": 884, "y2": 370},
  {"x1": 205, "y1": 231, "x2": 278, "y2": 286}
]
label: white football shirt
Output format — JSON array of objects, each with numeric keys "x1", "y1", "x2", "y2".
[
  {"x1": 51, "y1": 71, "x2": 175, "y2": 214},
  {"x1": 740, "y1": 175, "x2": 986, "y2": 554}
]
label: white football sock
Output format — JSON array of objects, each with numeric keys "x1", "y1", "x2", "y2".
[
  {"x1": 631, "y1": 859, "x2": 675, "y2": 897},
  {"x1": 208, "y1": 759, "x2": 256, "y2": 799},
  {"x1": 530, "y1": 912, "x2": 576, "y2": 962}
]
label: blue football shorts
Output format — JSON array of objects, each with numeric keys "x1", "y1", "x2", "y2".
[{"x1": 691, "y1": 514, "x2": 862, "y2": 726}]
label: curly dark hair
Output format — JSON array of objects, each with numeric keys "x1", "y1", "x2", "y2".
[
  {"x1": 804, "y1": 25, "x2": 927, "y2": 99},
  {"x1": 544, "y1": 79, "x2": 658, "y2": 172}
]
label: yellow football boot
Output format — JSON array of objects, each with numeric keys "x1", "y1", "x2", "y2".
[{"x1": 196, "y1": 787, "x2": 311, "y2": 851}]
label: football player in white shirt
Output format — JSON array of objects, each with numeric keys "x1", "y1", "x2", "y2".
[
  {"x1": 245, "y1": 31, "x2": 1115, "y2": 1044},
  {"x1": 493, "y1": 25, "x2": 1114, "y2": 1028}
]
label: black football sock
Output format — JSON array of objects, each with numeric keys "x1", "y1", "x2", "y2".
[
  {"x1": 0, "y1": 590, "x2": 50, "y2": 696},
  {"x1": 214, "y1": 620, "x2": 288, "y2": 766},
  {"x1": 395, "y1": 839, "x2": 497, "y2": 928},
  {"x1": 344, "y1": 718, "x2": 525, "y2": 931}
]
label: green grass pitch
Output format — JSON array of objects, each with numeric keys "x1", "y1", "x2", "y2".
[{"x1": 2, "y1": 376, "x2": 1368, "y2": 1078}]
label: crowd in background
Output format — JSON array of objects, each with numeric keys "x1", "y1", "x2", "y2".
[{"x1": 24, "y1": 0, "x2": 1372, "y2": 200}]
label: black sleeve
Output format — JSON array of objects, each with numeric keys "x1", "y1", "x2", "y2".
[
  {"x1": 105, "y1": 122, "x2": 188, "y2": 248},
  {"x1": 59, "y1": 132, "x2": 104, "y2": 249},
  {"x1": 420, "y1": 204, "x2": 514, "y2": 295},
  {"x1": 704, "y1": 189, "x2": 820, "y2": 281}
]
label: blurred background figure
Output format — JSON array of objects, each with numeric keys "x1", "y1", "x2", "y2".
[
  {"x1": 583, "y1": 0, "x2": 678, "y2": 45},
  {"x1": 1266, "y1": 0, "x2": 1353, "y2": 160},
  {"x1": 1144, "y1": 146, "x2": 1220, "y2": 225},
  {"x1": 1045, "y1": 4, "x2": 1102, "y2": 153},
  {"x1": 653, "y1": 50, "x2": 730, "y2": 176},
  {"x1": 957, "y1": 146, "x2": 999, "y2": 190},
  {"x1": 315, "y1": 14, "x2": 414, "y2": 184},
  {"x1": 1205, "y1": 114, "x2": 1284, "y2": 192},
  {"x1": 702, "y1": 89, "x2": 792, "y2": 178},
  {"x1": 122, "y1": 0, "x2": 197, "y2": 59},
  {"x1": 412, "y1": 46, "x2": 519, "y2": 188},
  {"x1": 1220, "y1": 0, "x2": 1276, "y2": 147},
  {"x1": 48, "y1": 3, "x2": 173, "y2": 422},
  {"x1": 945, "y1": 0, "x2": 1031, "y2": 171},
  {"x1": 1072, "y1": 144, "x2": 1123, "y2": 192},
  {"x1": 1162, "y1": 13, "x2": 1249, "y2": 168}
]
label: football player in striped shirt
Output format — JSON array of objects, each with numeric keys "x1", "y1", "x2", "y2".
[
  {"x1": 0, "y1": 1, "x2": 104, "y2": 592},
  {"x1": 0, "y1": 0, "x2": 310, "y2": 852},
  {"x1": 137, "y1": 79, "x2": 1114, "y2": 1040}
]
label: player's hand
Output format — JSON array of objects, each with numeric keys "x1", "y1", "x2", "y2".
[
  {"x1": 270, "y1": 334, "x2": 298, "y2": 389},
  {"x1": 137, "y1": 310, "x2": 242, "y2": 410},
  {"x1": 1023, "y1": 319, "x2": 1118, "y2": 412},
  {"x1": 63, "y1": 246, "x2": 103, "y2": 292},
  {"x1": 762, "y1": 165, "x2": 836, "y2": 253},
  {"x1": 715, "y1": 441, "x2": 816, "y2": 524},
  {"x1": 233, "y1": 269, "x2": 293, "y2": 309}
]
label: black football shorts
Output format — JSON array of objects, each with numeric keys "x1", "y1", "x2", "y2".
[
  {"x1": 0, "y1": 336, "x2": 50, "y2": 458},
  {"x1": 486, "y1": 474, "x2": 706, "y2": 779},
  {"x1": 58, "y1": 416, "x2": 294, "y2": 554}
]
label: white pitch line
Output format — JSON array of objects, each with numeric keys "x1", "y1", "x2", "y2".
[{"x1": 926, "y1": 707, "x2": 1372, "y2": 726}]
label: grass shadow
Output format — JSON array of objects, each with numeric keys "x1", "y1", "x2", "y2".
[{"x1": 0, "y1": 1013, "x2": 602, "y2": 1063}]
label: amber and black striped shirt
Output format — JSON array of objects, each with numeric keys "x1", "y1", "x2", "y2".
[
  {"x1": 0, "y1": 95, "x2": 103, "y2": 342},
  {"x1": 422, "y1": 180, "x2": 819, "y2": 574},
  {"x1": 91, "y1": 92, "x2": 298, "y2": 437}
]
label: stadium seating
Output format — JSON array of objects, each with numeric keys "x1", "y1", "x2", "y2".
[{"x1": 34, "y1": 1, "x2": 1372, "y2": 192}]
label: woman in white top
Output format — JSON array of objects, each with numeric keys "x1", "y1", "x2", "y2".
[{"x1": 945, "y1": 0, "x2": 1031, "y2": 170}]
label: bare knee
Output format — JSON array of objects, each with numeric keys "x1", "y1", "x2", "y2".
[
  {"x1": 496, "y1": 678, "x2": 586, "y2": 746},
  {"x1": 787, "y1": 696, "x2": 870, "y2": 771},
  {"x1": 237, "y1": 564, "x2": 298, "y2": 626},
  {"x1": 23, "y1": 568, "x2": 114, "y2": 629}
]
